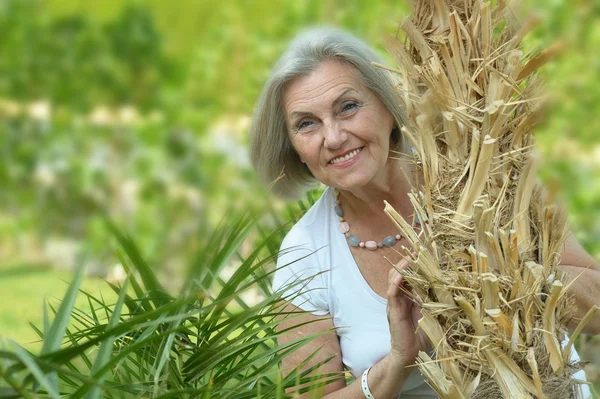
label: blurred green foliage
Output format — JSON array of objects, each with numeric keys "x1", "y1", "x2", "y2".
[
  {"x1": 0, "y1": 1, "x2": 171, "y2": 109},
  {"x1": 0, "y1": 0, "x2": 598, "y2": 307}
]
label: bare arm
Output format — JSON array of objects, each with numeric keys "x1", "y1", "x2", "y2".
[
  {"x1": 276, "y1": 303, "x2": 410, "y2": 398},
  {"x1": 558, "y1": 232, "x2": 600, "y2": 334},
  {"x1": 275, "y1": 260, "x2": 426, "y2": 398}
]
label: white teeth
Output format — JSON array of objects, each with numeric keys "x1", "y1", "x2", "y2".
[{"x1": 331, "y1": 148, "x2": 361, "y2": 164}]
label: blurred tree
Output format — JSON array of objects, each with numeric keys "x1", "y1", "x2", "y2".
[
  {"x1": 105, "y1": 4, "x2": 166, "y2": 108},
  {"x1": 0, "y1": 0, "x2": 172, "y2": 110}
]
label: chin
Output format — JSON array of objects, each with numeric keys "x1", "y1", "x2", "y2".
[{"x1": 331, "y1": 177, "x2": 371, "y2": 191}]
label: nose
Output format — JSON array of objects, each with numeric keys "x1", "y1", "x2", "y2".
[{"x1": 323, "y1": 120, "x2": 348, "y2": 150}]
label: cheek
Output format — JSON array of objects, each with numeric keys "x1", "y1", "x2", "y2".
[{"x1": 291, "y1": 137, "x2": 318, "y2": 165}]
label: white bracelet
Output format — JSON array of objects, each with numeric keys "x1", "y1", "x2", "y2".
[{"x1": 361, "y1": 366, "x2": 375, "y2": 399}]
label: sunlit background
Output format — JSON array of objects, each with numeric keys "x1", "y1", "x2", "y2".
[{"x1": 0, "y1": 0, "x2": 599, "y2": 387}]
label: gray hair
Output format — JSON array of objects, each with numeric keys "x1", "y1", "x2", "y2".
[{"x1": 249, "y1": 27, "x2": 409, "y2": 199}]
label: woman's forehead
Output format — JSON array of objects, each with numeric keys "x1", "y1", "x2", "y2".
[{"x1": 283, "y1": 61, "x2": 367, "y2": 113}]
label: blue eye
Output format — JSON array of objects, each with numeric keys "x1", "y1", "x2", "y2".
[
  {"x1": 296, "y1": 120, "x2": 313, "y2": 130},
  {"x1": 341, "y1": 102, "x2": 359, "y2": 113}
]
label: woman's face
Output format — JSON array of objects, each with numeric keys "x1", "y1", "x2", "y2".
[{"x1": 283, "y1": 60, "x2": 395, "y2": 192}]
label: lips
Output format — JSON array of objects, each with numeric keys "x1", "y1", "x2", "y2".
[{"x1": 329, "y1": 147, "x2": 363, "y2": 164}]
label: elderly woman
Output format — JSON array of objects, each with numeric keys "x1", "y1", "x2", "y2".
[{"x1": 250, "y1": 28, "x2": 599, "y2": 398}]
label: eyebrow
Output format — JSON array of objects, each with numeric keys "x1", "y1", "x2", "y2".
[{"x1": 288, "y1": 88, "x2": 359, "y2": 121}]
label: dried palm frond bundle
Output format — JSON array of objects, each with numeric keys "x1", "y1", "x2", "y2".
[{"x1": 380, "y1": 1, "x2": 598, "y2": 398}]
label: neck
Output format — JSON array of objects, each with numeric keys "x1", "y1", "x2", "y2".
[{"x1": 337, "y1": 158, "x2": 416, "y2": 218}]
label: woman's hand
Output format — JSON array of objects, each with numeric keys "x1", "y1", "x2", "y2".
[{"x1": 386, "y1": 258, "x2": 429, "y2": 369}]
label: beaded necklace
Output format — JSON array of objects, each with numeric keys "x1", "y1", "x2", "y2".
[{"x1": 333, "y1": 188, "x2": 420, "y2": 251}]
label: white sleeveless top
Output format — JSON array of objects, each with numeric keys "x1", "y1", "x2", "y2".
[{"x1": 272, "y1": 187, "x2": 591, "y2": 398}]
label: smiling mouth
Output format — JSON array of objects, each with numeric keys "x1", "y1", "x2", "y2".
[{"x1": 329, "y1": 147, "x2": 363, "y2": 164}]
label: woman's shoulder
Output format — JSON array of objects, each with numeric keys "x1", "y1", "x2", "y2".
[
  {"x1": 273, "y1": 188, "x2": 333, "y2": 305},
  {"x1": 281, "y1": 187, "x2": 333, "y2": 250}
]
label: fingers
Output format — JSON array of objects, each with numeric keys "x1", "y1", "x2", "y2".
[
  {"x1": 387, "y1": 267, "x2": 408, "y2": 306},
  {"x1": 388, "y1": 266, "x2": 403, "y2": 289},
  {"x1": 394, "y1": 257, "x2": 410, "y2": 272},
  {"x1": 388, "y1": 257, "x2": 409, "y2": 288},
  {"x1": 387, "y1": 279, "x2": 401, "y2": 303},
  {"x1": 388, "y1": 262, "x2": 421, "y2": 318},
  {"x1": 388, "y1": 266, "x2": 402, "y2": 284},
  {"x1": 389, "y1": 258, "x2": 412, "y2": 290}
]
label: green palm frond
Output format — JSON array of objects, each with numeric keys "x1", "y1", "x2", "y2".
[{"x1": 0, "y1": 192, "x2": 338, "y2": 398}]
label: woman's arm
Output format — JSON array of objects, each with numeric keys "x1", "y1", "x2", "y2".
[
  {"x1": 275, "y1": 259, "x2": 426, "y2": 398},
  {"x1": 275, "y1": 303, "x2": 410, "y2": 398},
  {"x1": 558, "y1": 232, "x2": 600, "y2": 334}
]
